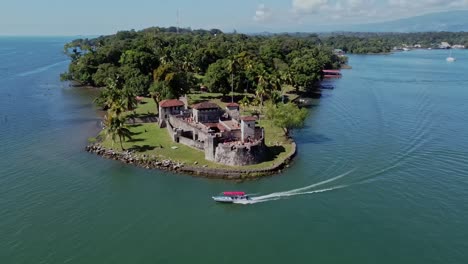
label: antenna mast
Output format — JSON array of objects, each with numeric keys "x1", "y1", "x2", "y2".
[{"x1": 177, "y1": 9, "x2": 180, "y2": 34}]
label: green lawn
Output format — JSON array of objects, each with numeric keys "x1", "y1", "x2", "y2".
[
  {"x1": 100, "y1": 123, "x2": 225, "y2": 168},
  {"x1": 99, "y1": 119, "x2": 294, "y2": 171},
  {"x1": 125, "y1": 97, "x2": 157, "y2": 118},
  {"x1": 188, "y1": 92, "x2": 249, "y2": 108}
]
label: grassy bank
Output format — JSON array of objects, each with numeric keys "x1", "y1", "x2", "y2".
[{"x1": 99, "y1": 121, "x2": 294, "y2": 171}]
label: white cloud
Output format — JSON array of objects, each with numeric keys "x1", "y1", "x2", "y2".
[
  {"x1": 253, "y1": 4, "x2": 273, "y2": 22},
  {"x1": 292, "y1": 0, "x2": 329, "y2": 14}
]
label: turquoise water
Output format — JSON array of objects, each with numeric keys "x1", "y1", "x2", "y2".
[{"x1": 1, "y1": 38, "x2": 468, "y2": 263}]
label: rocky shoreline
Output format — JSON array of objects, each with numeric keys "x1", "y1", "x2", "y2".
[{"x1": 85, "y1": 143, "x2": 297, "y2": 180}]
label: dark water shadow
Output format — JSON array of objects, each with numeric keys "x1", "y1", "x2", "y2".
[{"x1": 295, "y1": 133, "x2": 332, "y2": 144}]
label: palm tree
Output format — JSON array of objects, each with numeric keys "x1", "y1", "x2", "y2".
[
  {"x1": 280, "y1": 69, "x2": 293, "y2": 86},
  {"x1": 181, "y1": 55, "x2": 195, "y2": 95},
  {"x1": 121, "y1": 86, "x2": 137, "y2": 111},
  {"x1": 103, "y1": 114, "x2": 132, "y2": 150},
  {"x1": 255, "y1": 84, "x2": 267, "y2": 107},
  {"x1": 109, "y1": 97, "x2": 126, "y2": 117},
  {"x1": 256, "y1": 70, "x2": 270, "y2": 106}
]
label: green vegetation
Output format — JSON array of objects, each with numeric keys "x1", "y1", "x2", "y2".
[
  {"x1": 321, "y1": 32, "x2": 468, "y2": 54},
  {"x1": 99, "y1": 120, "x2": 294, "y2": 170},
  {"x1": 61, "y1": 27, "x2": 345, "y2": 109},
  {"x1": 126, "y1": 97, "x2": 157, "y2": 117},
  {"x1": 266, "y1": 102, "x2": 309, "y2": 135},
  {"x1": 96, "y1": 79, "x2": 137, "y2": 149},
  {"x1": 97, "y1": 94, "x2": 295, "y2": 171},
  {"x1": 63, "y1": 27, "x2": 328, "y2": 171},
  {"x1": 99, "y1": 123, "x2": 224, "y2": 167}
]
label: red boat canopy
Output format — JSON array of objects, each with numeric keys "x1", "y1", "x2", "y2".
[{"x1": 223, "y1": 192, "x2": 246, "y2": 196}]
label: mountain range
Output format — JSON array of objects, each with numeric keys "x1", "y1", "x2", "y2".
[
  {"x1": 345, "y1": 10, "x2": 468, "y2": 32},
  {"x1": 246, "y1": 10, "x2": 468, "y2": 33}
]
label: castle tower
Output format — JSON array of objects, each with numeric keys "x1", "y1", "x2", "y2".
[{"x1": 240, "y1": 116, "x2": 256, "y2": 143}]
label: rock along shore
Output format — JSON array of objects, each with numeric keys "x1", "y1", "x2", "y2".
[{"x1": 85, "y1": 143, "x2": 297, "y2": 180}]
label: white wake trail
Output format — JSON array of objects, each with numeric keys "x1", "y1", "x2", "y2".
[
  {"x1": 251, "y1": 169, "x2": 355, "y2": 201},
  {"x1": 232, "y1": 169, "x2": 356, "y2": 205},
  {"x1": 233, "y1": 185, "x2": 348, "y2": 204}
]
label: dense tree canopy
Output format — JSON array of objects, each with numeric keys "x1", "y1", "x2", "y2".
[
  {"x1": 321, "y1": 32, "x2": 468, "y2": 54},
  {"x1": 61, "y1": 27, "x2": 346, "y2": 106}
]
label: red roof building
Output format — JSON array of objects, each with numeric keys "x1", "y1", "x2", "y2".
[
  {"x1": 160, "y1": 99, "x2": 185, "y2": 108},
  {"x1": 226, "y1": 102, "x2": 240, "y2": 107}
]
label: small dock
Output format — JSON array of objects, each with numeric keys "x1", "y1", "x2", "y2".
[{"x1": 323, "y1": 69, "x2": 342, "y2": 78}]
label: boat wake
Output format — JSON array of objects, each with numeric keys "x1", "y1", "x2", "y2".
[{"x1": 233, "y1": 169, "x2": 355, "y2": 205}]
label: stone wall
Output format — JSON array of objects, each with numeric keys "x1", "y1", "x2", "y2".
[
  {"x1": 221, "y1": 129, "x2": 242, "y2": 142},
  {"x1": 165, "y1": 119, "x2": 177, "y2": 141},
  {"x1": 226, "y1": 109, "x2": 240, "y2": 120},
  {"x1": 193, "y1": 109, "x2": 221, "y2": 123},
  {"x1": 167, "y1": 115, "x2": 268, "y2": 166},
  {"x1": 169, "y1": 115, "x2": 210, "y2": 142},
  {"x1": 204, "y1": 136, "x2": 217, "y2": 161},
  {"x1": 214, "y1": 140, "x2": 267, "y2": 166},
  {"x1": 179, "y1": 136, "x2": 204, "y2": 150},
  {"x1": 241, "y1": 120, "x2": 256, "y2": 142}
]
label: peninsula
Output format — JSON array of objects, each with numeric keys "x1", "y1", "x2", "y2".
[{"x1": 62, "y1": 27, "x2": 346, "y2": 178}]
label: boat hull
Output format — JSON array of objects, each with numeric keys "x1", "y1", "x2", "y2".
[{"x1": 212, "y1": 195, "x2": 250, "y2": 203}]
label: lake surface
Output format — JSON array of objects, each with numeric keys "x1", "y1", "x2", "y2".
[{"x1": 1, "y1": 38, "x2": 467, "y2": 263}]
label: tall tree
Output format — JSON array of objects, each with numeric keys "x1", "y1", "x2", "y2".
[
  {"x1": 103, "y1": 114, "x2": 132, "y2": 150},
  {"x1": 266, "y1": 102, "x2": 308, "y2": 136},
  {"x1": 204, "y1": 59, "x2": 231, "y2": 95}
]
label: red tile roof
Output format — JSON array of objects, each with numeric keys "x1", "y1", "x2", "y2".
[
  {"x1": 241, "y1": 116, "x2": 257, "y2": 122},
  {"x1": 160, "y1": 99, "x2": 184, "y2": 108},
  {"x1": 192, "y1": 101, "x2": 220, "y2": 110},
  {"x1": 226, "y1": 102, "x2": 240, "y2": 107}
]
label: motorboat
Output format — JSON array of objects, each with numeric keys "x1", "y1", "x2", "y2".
[
  {"x1": 447, "y1": 50, "x2": 456, "y2": 62},
  {"x1": 446, "y1": 56, "x2": 456, "y2": 62},
  {"x1": 212, "y1": 191, "x2": 250, "y2": 203}
]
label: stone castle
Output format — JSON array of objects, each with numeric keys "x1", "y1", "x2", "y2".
[{"x1": 158, "y1": 99, "x2": 267, "y2": 166}]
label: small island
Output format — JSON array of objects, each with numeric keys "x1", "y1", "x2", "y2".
[{"x1": 62, "y1": 27, "x2": 347, "y2": 179}]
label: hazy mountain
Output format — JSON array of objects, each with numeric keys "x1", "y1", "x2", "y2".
[
  {"x1": 245, "y1": 10, "x2": 468, "y2": 34},
  {"x1": 344, "y1": 10, "x2": 468, "y2": 32}
]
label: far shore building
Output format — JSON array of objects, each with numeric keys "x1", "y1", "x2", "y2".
[
  {"x1": 158, "y1": 100, "x2": 266, "y2": 166},
  {"x1": 439, "y1": 42, "x2": 451, "y2": 49}
]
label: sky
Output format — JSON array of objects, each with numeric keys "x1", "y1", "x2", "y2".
[{"x1": 1, "y1": 0, "x2": 468, "y2": 35}]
